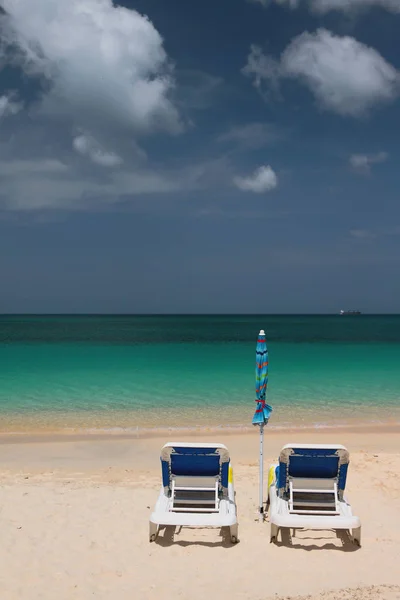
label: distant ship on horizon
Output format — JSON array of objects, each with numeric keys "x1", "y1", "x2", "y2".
[{"x1": 340, "y1": 309, "x2": 362, "y2": 316}]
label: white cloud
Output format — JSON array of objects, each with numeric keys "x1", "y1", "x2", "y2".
[
  {"x1": 0, "y1": 0, "x2": 181, "y2": 137},
  {"x1": 0, "y1": 93, "x2": 23, "y2": 118},
  {"x1": 243, "y1": 45, "x2": 282, "y2": 98},
  {"x1": 0, "y1": 157, "x2": 193, "y2": 210},
  {"x1": 0, "y1": 153, "x2": 234, "y2": 211},
  {"x1": 233, "y1": 165, "x2": 278, "y2": 193},
  {"x1": 349, "y1": 151, "x2": 388, "y2": 173},
  {"x1": 0, "y1": 0, "x2": 197, "y2": 210},
  {"x1": 243, "y1": 30, "x2": 400, "y2": 117},
  {"x1": 253, "y1": 0, "x2": 400, "y2": 12},
  {"x1": 73, "y1": 134, "x2": 123, "y2": 168},
  {"x1": 217, "y1": 122, "x2": 283, "y2": 150}
]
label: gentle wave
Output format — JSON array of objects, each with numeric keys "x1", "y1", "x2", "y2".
[{"x1": 1, "y1": 316, "x2": 400, "y2": 432}]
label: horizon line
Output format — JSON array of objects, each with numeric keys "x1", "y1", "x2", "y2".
[{"x1": 1, "y1": 312, "x2": 399, "y2": 317}]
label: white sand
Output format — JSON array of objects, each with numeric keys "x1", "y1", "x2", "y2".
[{"x1": 0, "y1": 428, "x2": 399, "y2": 600}]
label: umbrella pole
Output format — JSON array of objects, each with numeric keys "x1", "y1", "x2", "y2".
[{"x1": 259, "y1": 423, "x2": 264, "y2": 522}]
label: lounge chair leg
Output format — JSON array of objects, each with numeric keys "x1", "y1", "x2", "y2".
[
  {"x1": 270, "y1": 523, "x2": 278, "y2": 543},
  {"x1": 352, "y1": 527, "x2": 361, "y2": 546},
  {"x1": 149, "y1": 521, "x2": 158, "y2": 542},
  {"x1": 230, "y1": 524, "x2": 239, "y2": 544}
]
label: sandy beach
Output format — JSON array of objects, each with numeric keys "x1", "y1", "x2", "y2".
[{"x1": 1, "y1": 427, "x2": 400, "y2": 600}]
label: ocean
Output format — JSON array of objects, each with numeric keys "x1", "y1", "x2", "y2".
[{"x1": 1, "y1": 315, "x2": 400, "y2": 433}]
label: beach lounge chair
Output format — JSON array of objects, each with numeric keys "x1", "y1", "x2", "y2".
[
  {"x1": 149, "y1": 442, "x2": 239, "y2": 543},
  {"x1": 268, "y1": 443, "x2": 361, "y2": 545}
]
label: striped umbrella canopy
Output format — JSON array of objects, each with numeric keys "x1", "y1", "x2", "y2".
[{"x1": 252, "y1": 329, "x2": 272, "y2": 425}]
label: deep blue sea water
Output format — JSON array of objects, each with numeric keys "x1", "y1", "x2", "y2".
[{"x1": 1, "y1": 315, "x2": 400, "y2": 432}]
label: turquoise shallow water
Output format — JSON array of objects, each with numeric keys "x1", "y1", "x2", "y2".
[{"x1": 1, "y1": 315, "x2": 400, "y2": 431}]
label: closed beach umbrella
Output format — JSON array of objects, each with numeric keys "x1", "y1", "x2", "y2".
[{"x1": 252, "y1": 329, "x2": 272, "y2": 521}]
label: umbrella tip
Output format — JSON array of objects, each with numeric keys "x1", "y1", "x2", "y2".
[{"x1": 259, "y1": 329, "x2": 265, "y2": 335}]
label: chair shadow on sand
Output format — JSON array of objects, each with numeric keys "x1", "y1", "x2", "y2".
[
  {"x1": 272, "y1": 526, "x2": 361, "y2": 552},
  {"x1": 154, "y1": 525, "x2": 238, "y2": 548}
]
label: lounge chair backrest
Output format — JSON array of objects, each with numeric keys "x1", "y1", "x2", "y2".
[
  {"x1": 160, "y1": 443, "x2": 230, "y2": 491},
  {"x1": 170, "y1": 453, "x2": 220, "y2": 475},
  {"x1": 277, "y1": 444, "x2": 349, "y2": 497},
  {"x1": 289, "y1": 454, "x2": 339, "y2": 478}
]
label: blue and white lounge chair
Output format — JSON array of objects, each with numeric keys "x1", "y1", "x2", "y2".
[
  {"x1": 268, "y1": 443, "x2": 361, "y2": 545},
  {"x1": 149, "y1": 442, "x2": 239, "y2": 543}
]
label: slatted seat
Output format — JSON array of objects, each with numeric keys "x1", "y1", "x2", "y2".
[{"x1": 289, "y1": 477, "x2": 339, "y2": 514}]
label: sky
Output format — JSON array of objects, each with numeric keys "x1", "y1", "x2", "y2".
[{"x1": 0, "y1": 0, "x2": 399, "y2": 313}]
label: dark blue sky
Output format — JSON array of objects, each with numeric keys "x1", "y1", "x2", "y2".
[{"x1": 0, "y1": 0, "x2": 399, "y2": 313}]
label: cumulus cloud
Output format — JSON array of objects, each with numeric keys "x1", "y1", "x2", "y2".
[
  {"x1": 0, "y1": 0, "x2": 199, "y2": 210},
  {"x1": 0, "y1": 0, "x2": 181, "y2": 137},
  {"x1": 349, "y1": 151, "x2": 388, "y2": 173},
  {"x1": 243, "y1": 30, "x2": 400, "y2": 117},
  {"x1": 251, "y1": 0, "x2": 400, "y2": 12},
  {"x1": 0, "y1": 93, "x2": 23, "y2": 118},
  {"x1": 73, "y1": 134, "x2": 123, "y2": 168},
  {"x1": 233, "y1": 165, "x2": 278, "y2": 193}
]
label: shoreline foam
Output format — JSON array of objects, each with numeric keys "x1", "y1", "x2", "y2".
[
  {"x1": 1, "y1": 404, "x2": 400, "y2": 436},
  {"x1": 1, "y1": 420, "x2": 400, "y2": 444}
]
